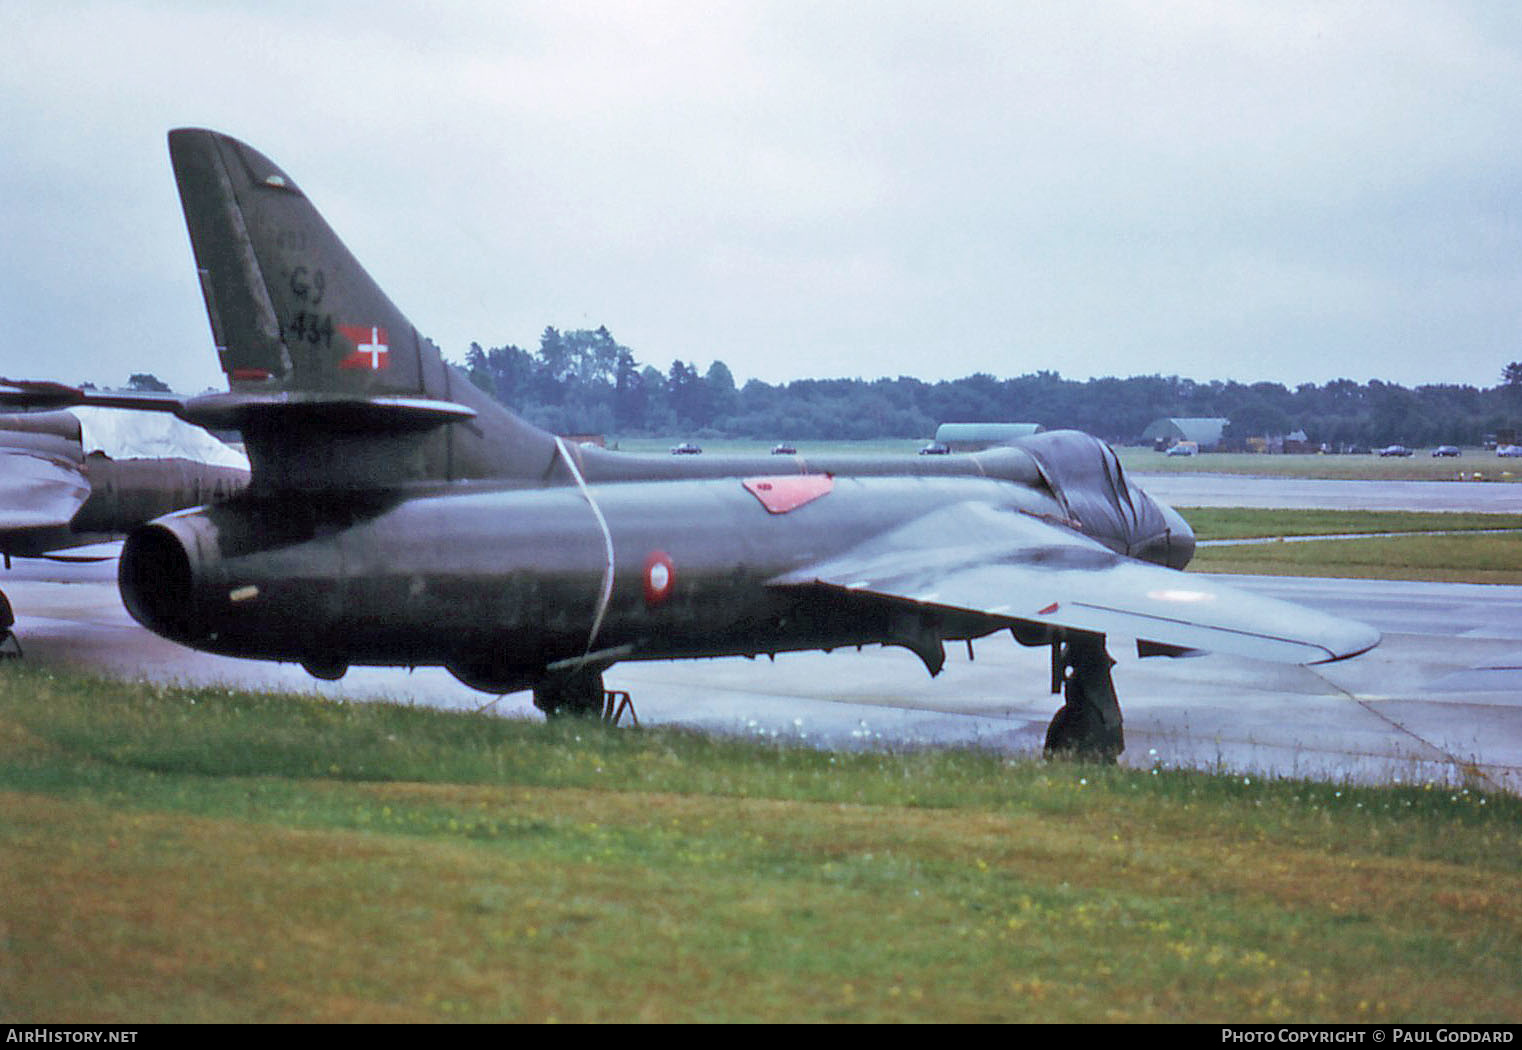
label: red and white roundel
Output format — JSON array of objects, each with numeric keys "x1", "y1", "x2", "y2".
[{"x1": 643, "y1": 550, "x2": 675, "y2": 606}]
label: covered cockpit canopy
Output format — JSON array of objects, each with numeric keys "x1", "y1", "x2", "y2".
[{"x1": 1013, "y1": 430, "x2": 1190, "y2": 566}]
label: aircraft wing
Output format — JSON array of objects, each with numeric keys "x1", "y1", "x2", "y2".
[
  {"x1": 770, "y1": 501, "x2": 1379, "y2": 664},
  {"x1": 0, "y1": 379, "x2": 185, "y2": 413},
  {"x1": 0, "y1": 443, "x2": 89, "y2": 532}
]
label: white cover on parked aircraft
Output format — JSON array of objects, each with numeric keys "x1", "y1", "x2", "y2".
[{"x1": 69, "y1": 407, "x2": 249, "y2": 470}]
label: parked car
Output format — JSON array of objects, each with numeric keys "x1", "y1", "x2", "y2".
[
  {"x1": 1431, "y1": 446, "x2": 1461, "y2": 457},
  {"x1": 918, "y1": 442, "x2": 950, "y2": 455},
  {"x1": 1378, "y1": 445, "x2": 1413, "y2": 457},
  {"x1": 1165, "y1": 441, "x2": 1198, "y2": 457},
  {"x1": 1497, "y1": 445, "x2": 1522, "y2": 458},
  {"x1": 670, "y1": 442, "x2": 702, "y2": 455},
  {"x1": 770, "y1": 443, "x2": 797, "y2": 455}
]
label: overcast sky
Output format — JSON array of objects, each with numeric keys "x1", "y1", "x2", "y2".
[{"x1": 3, "y1": 1, "x2": 1519, "y2": 394}]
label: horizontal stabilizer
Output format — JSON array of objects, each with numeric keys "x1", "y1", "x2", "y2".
[
  {"x1": 771, "y1": 501, "x2": 1380, "y2": 665},
  {"x1": 0, "y1": 380, "x2": 474, "y2": 434},
  {"x1": 178, "y1": 392, "x2": 477, "y2": 431}
]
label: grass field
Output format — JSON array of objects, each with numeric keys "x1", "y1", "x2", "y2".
[
  {"x1": 1181, "y1": 507, "x2": 1522, "y2": 540},
  {"x1": 1182, "y1": 507, "x2": 1522, "y2": 584},
  {"x1": 2, "y1": 666, "x2": 1519, "y2": 1023}
]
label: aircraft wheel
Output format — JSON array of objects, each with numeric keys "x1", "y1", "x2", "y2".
[
  {"x1": 1043, "y1": 703, "x2": 1076, "y2": 754},
  {"x1": 532, "y1": 668, "x2": 605, "y2": 719},
  {"x1": 0, "y1": 591, "x2": 19, "y2": 658},
  {"x1": 1043, "y1": 701, "x2": 1120, "y2": 763},
  {"x1": 301, "y1": 656, "x2": 348, "y2": 681}
]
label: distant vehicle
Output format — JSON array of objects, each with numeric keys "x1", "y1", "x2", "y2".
[
  {"x1": 670, "y1": 442, "x2": 702, "y2": 455},
  {"x1": 1497, "y1": 445, "x2": 1522, "y2": 458},
  {"x1": 1165, "y1": 441, "x2": 1198, "y2": 457},
  {"x1": 1431, "y1": 446, "x2": 1461, "y2": 458},
  {"x1": 1346, "y1": 445, "x2": 1372, "y2": 455},
  {"x1": 918, "y1": 441, "x2": 950, "y2": 455},
  {"x1": 1378, "y1": 445, "x2": 1413, "y2": 457},
  {"x1": 770, "y1": 443, "x2": 797, "y2": 456}
]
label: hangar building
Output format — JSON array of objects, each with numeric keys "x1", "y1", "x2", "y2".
[{"x1": 1140, "y1": 417, "x2": 1229, "y2": 451}]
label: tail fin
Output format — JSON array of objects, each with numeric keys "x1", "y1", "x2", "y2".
[{"x1": 168, "y1": 128, "x2": 557, "y2": 488}]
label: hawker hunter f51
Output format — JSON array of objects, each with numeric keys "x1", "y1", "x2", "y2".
[{"x1": 56, "y1": 129, "x2": 1377, "y2": 759}]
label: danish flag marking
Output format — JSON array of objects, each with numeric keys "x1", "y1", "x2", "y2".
[{"x1": 338, "y1": 324, "x2": 390, "y2": 370}]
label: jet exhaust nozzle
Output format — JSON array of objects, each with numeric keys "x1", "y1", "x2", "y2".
[{"x1": 118, "y1": 521, "x2": 199, "y2": 644}]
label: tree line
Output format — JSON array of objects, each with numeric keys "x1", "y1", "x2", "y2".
[{"x1": 450, "y1": 326, "x2": 1520, "y2": 447}]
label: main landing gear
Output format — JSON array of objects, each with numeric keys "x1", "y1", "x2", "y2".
[
  {"x1": 1043, "y1": 632, "x2": 1123, "y2": 764},
  {"x1": 532, "y1": 667, "x2": 638, "y2": 725},
  {"x1": 0, "y1": 590, "x2": 19, "y2": 659}
]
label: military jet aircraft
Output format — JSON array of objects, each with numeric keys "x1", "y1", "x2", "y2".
[
  {"x1": 37, "y1": 128, "x2": 1378, "y2": 760},
  {"x1": 0, "y1": 400, "x2": 248, "y2": 651}
]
